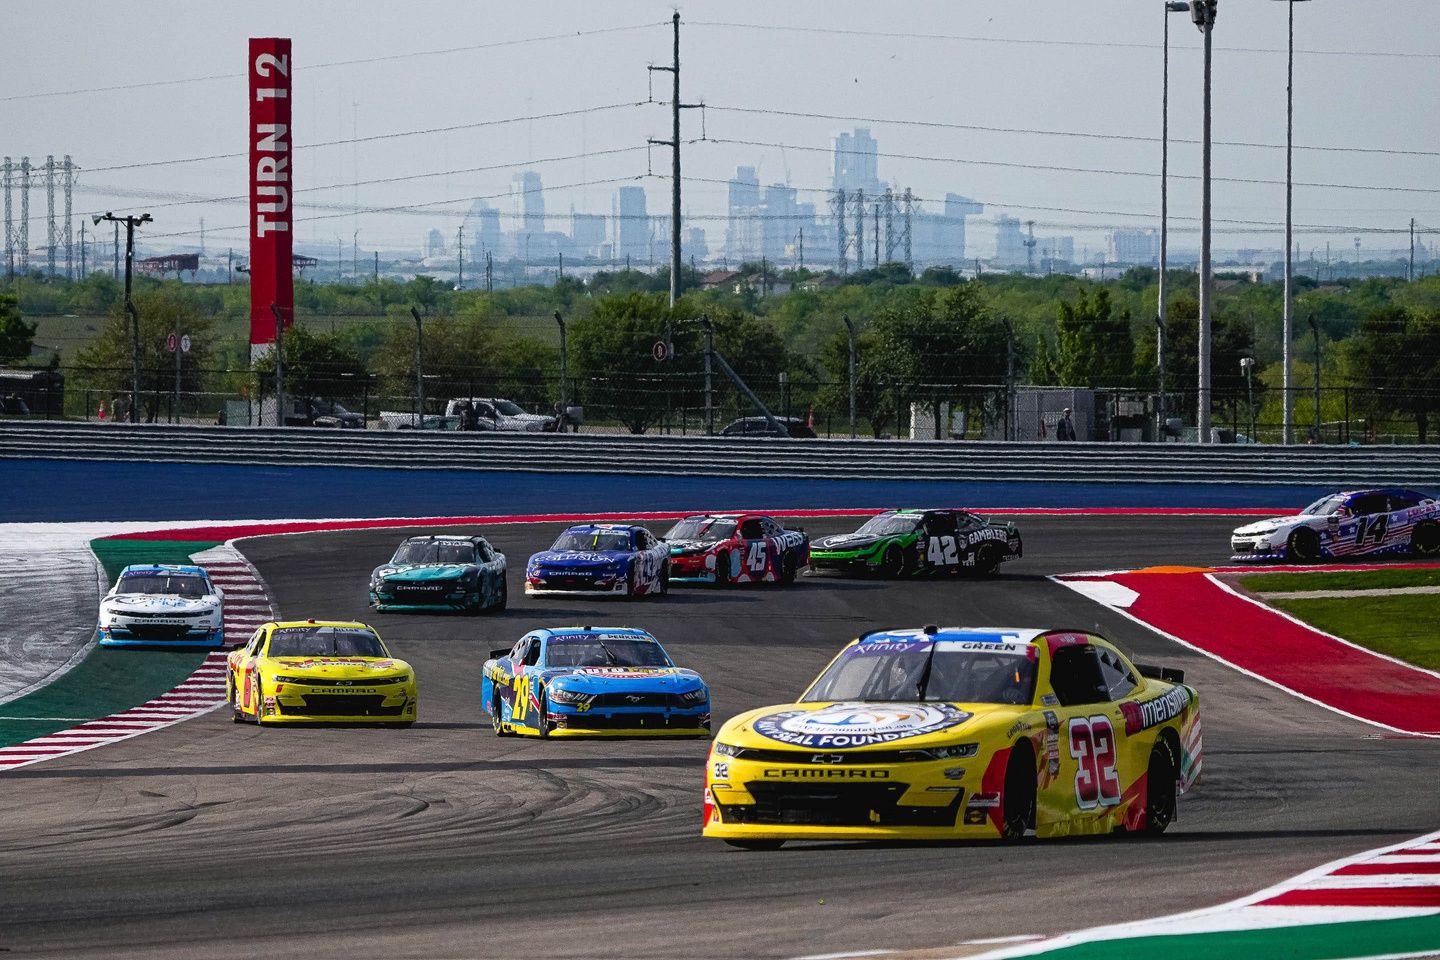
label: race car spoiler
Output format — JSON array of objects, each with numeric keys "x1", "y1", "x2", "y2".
[{"x1": 1135, "y1": 662, "x2": 1185, "y2": 684}]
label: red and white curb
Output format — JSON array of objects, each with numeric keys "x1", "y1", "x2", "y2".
[
  {"x1": 962, "y1": 829, "x2": 1440, "y2": 959},
  {"x1": 0, "y1": 545, "x2": 273, "y2": 771}
]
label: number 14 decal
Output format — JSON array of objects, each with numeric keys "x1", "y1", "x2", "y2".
[{"x1": 1068, "y1": 715, "x2": 1121, "y2": 809}]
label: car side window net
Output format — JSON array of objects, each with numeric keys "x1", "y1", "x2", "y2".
[{"x1": 1049, "y1": 646, "x2": 1110, "y2": 706}]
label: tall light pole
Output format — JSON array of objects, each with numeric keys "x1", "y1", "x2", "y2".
[
  {"x1": 1159, "y1": 1, "x2": 1190, "y2": 442},
  {"x1": 1274, "y1": 0, "x2": 1313, "y2": 445},
  {"x1": 95, "y1": 211, "x2": 152, "y2": 423},
  {"x1": 410, "y1": 307, "x2": 425, "y2": 427},
  {"x1": 1192, "y1": 0, "x2": 1217, "y2": 443}
]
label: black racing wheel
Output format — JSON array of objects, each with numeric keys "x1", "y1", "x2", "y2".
[
  {"x1": 1287, "y1": 527, "x2": 1322, "y2": 563},
  {"x1": 715, "y1": 551, "x2": 732, "y2": 586},
  {"x1": 491, "y1": 690, "x2": 512, "y2": 737},
  {"x1": 1412, "y1": 520, "x2": 1440, "y2": 556},
  {"x1": 974, "y1": 543, "x2": 1002, "y2": 576},
  {"x1": 779, "y1": 551, "x2": 797, "y2": 585},
  {"x1": 880, "y1": 543, "x2": 905, "y2": 578},
  {"x1": 1000, "y1": 743, "x2": 1036, "y2": 841},
  {"x1": 536, "y1": 691, "x2": 551, "y2": 739},
  {"x1": 1140, "y1": 736, "x2": 1179, "y2": 835}
]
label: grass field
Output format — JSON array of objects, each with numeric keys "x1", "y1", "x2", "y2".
[{"x1": 1240, "y1": 567, "x2": 1440, "y2": 593}]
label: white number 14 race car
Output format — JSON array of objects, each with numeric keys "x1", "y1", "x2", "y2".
[{"x1": 1230, "y1": 488, "x2": 1440, "y2": 562}]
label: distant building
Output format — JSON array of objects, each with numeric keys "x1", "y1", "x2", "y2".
[
  {"x1": 833, "y1": 128, "x2": 883, "y2": 195},
  {"x1": 511, "y1": 171, "x2": 545, "y2": 235},
  {"x1": 726, "y1": 166, "x2": 761, "y2": 264},
  {"x1": 761, "y1": 183, "x2": 798, "y2": 263},
  {"x1": 424, "y1": 228, "x2": 447, "y2": 259},
  {"x1": 571, "y1": 213, "x2": 607, "y2": 259},
  {"x1": 993, "y1": 216, "x2": 1028, "y2": 267},
  {"x1": 1111, "y1": 229, "x2": 1159, "y2": 265},
  {"x1": 462, "y1": 201, "x2": 501, "y2": 258},
  {"x1": 614, "y1": 186, "x2": 648, "y2": 264},
  {"x1": 683, "y1": 226, "x2": 708, "y2": 263}
]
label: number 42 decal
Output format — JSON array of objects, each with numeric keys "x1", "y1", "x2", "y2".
[
  {"x1": 926, "y1": 535, "x2": 958, "y2": 565},
  {"x1": 1068, "y1": 715, "x2": 1121, "y2": 809}
]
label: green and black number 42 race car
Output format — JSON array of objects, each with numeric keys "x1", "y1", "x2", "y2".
[{"x1": 808, "y1": 508, "x2": 1022, "y2": 577}]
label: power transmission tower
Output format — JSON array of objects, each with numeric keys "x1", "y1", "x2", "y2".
[
  {"x1": 853, "y1": 189, "x2": 865, "y2": 272},
  {"x1": 1023, "y1": 220, "x2": 1037, "y2": 274},
  {"x1": 873, "y1": 202, "x2": 880, "y2": 266},
  {"x1": 19, "y1": 157, "x2": 30, "y2": 274},
  {"x1": 45, "y1": 155, "x2": 56, "y2": 277},
  {"x1": 62, "y1": 156, "x2": 74, "y2": 278},
  {"x1": 882, "y1": 188, "x2": 897, "y2": 262},
  {"x1": 832, "y1": 188, "x2": 848, "y2": 274},
  {"x1": 456, "y1": 225, "x2": 464, "y2": 289},
  {"x1": 2, "y1": 157, "x2": 12, "y2": 279},
  {"x1": 645, "y1": 13, "x2": 700, "y2": 308},
  {"x1": 901, "y1": 188, "x2": 913, "y2": 267}
]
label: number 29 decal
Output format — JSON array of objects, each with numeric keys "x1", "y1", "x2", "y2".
[{"x1": 1068, "y1": 715, "x2": 1121, "y2": 810}]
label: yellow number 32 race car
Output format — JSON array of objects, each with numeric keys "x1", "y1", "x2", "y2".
[
  {"x1": 226, "y1": 620, "x2": 417, "y2": 727},
  {"x1": 704, "y1": 626, "x2": 1201, "y2": 849}
]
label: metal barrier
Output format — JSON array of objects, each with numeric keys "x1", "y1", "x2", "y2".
[{"x1": 1, "y1": 420, "x2": 1437, "y2": 486}]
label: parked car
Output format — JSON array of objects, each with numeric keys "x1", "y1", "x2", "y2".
[
  {"x1": 0, "y1": 394, "x2": 31, "y2": 415},
  {"x1": 719, "y1": 416, "x2": 816, "y2": 438},
  {"x1": 377, "y1": 410, "x2": 462, "y2": 430},
  {"x1": 444, "y1": 397, "x2": 556, "y2": 432},
  {"x1": 284, "y1": 397, "x2": 365, "y2": 428}
]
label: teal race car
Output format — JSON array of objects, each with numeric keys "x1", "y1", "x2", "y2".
[
  {"x1": 369, "y1": 534, "x2": 508, "y2": 613},
  {"x1": 808, "y1": 508, "x2": 1021, "y2": 577}
]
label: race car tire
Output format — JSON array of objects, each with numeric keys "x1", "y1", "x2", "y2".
[
  {"x1": 780, "y1": 551, "x2": 797, "y2": 585},
  {"x1": 715, "y1": 551, "x2": 733, "y2": 586},
  {"x1": 1412, "y1": 520, "x2": 1440, "y2": 556},
  {"x1": 536, "y1": 692, "x2": 551, "y2": 739},
  {"x1": 974, "y1": 543, "x2": 1002, "y2": 577},
  {"x1": 1000, "y1": 742, "x2": 1036, "y2": 841},
  {"x1": 491, "y1": 690, "x2": 513, "y2": 737},
  {"x1": 723, "y1": 839, "x2": 785, "y2": 851},
  {"x1": 659, "y1": 562, "x2": 670, "y2": 595},
  {"x1": 1287, "y1": 527, "x2": 1322, "y2": 563},
  {"x1": 494, "y1": 576, "x2": 508, "y2": 612},
  {"x1": 229, "y1": 673, "x2": 244, "y2": 723},
  {"x1": 388, "y1": 721, "x2": 414, "y2": 729},
  {"x1": 1140, "y1": 735, "x2": 1179, "y2": 836},
  {"x1": 625, "y1": 566, "x2": 641, "y2": 601},
  {"x1": 880, "y1": 543, "x2": 905, "y2": 578}
]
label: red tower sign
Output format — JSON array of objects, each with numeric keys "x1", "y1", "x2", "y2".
[{"x1": 248, "y1": 38, "x2": 293, "y2": 361}]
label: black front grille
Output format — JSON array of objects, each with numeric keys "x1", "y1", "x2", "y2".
[
  {"x1": 589, "y1": 691, "x2": 690, "y2": 709},
  {"x1": 728, "y1": 746, "x2": 940, "y2": 765},
  {"x1": 721, "y1": 782, "x2": 960, "y2": 827},
  {"x1": 282, "y1": 695, "x2": 404, "y2": 717},
  {"x1": 535, "y1": 577, "x2": 610, "y2": 591},
  {"x1": 123, "y1": 623, "x2": 198, "y2": 639},
  {"x1": 555, "y1": 712, "x2": 707, "y2": 731},
  {"x1": 1232, "y1": 542, "x2": 1255, "y2": 553}
]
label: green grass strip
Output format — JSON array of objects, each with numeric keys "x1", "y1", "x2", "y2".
[
  {"x1": 1270, "y1": 594, "x2": 1440, "y2": 672},
  {"x1": 0, "y1": 538, "x2": 222, "y2": 748},
  {"x1": 1241, "y1": 567, "x2": 1440, "y2": 593},
  {"x1": 1014, "y1": 913, "x2": 1440, "y2": 960}
]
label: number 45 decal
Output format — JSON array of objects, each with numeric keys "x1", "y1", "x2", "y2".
[
  {"x1": 1068, "y1": 715, "x2": 1121, "y2": 810},
  {"x1": 746, "y1": 540, "x2": 768, "y2": 574},
  {"x1": 926, "y1": 535, "x2": 958, "y2": 566}
]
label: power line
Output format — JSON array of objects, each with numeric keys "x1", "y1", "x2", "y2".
[
  {"x1": 700, "y1": 104, "x2": 1440, "y2": 160},
  {"x1": 82, "y1": 102, "x2": 649, "y2": 174},
  {"x1": 687, "y1": 20, "x2": 1440, "y2": 61},
  {"x1": 2, "y1": 23, "x2": 667, "y2": 103}
]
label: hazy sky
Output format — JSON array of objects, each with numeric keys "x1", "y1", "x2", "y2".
[{"x1": 6, "y1": 0, "x2": 1439, "y2": 261}]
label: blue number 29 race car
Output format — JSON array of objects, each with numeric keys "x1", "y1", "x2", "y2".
[{"x1": 483, "y1": 627, "x2": 710, "y2": 737}]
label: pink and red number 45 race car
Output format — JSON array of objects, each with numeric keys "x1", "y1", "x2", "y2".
[{"x1": 663, "y1": 514, "x2": 809, "y2": 585}]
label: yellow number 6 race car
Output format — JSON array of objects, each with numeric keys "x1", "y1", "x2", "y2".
[
  {"x1": 226, "y1": 620, "x2": 417, "y2": 727},
  {"x1": 703, "y1": 625, "x2": 1201, "y2": 849}
]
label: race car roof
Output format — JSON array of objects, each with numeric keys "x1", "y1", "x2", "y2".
[
  {"x1": 563, "y1": 523, "x2": 643, "y2": 532},
  {"x1": 859, "y1": 627, "x2": 1049, "y2": 646},
  {"x1": 539, "y1": 626, "x2": 657, "y2": 640},
  {"x1": 120, "y1": 563, "x2": 208, "y2": 578},
  {"x1": 400, "y1": 534, "x2": 486, "y2": 542}
]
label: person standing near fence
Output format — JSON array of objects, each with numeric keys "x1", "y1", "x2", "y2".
[{"x1": 1056, "y1": 407, "x2": 1077, "y2": 441}]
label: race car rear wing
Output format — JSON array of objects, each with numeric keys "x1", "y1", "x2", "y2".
[{"x1": 1135, "y1": 663, "x2": 1185, "y2": 684}]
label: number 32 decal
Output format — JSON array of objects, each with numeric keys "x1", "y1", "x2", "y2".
[{"x1": 1068, "y1": 715, "x2": 1121, "y2": 809}]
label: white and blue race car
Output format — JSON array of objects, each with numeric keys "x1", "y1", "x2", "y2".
[
  {"x1": 1230, "y1": 488, "x2": 1440, "y2": 562},
  {"x1": 524, "y1": 523, "x2": 670, "y2": 598},
  {"x1": 97, "y1": 563, "x2": 225, "y2": 649}
]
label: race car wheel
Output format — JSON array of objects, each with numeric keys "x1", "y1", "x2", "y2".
[
  {"x1": 880, "y1": 543, "x2": 905, "y2": 578},
  {"x1": 974, "y1": 543, "x2": 1001, "y2": 577},
  {"x1": 1412, "y1": 520, "x2": 1440, "y2": 556},
  {"x1": 779, "y1": 551, "x2": 797, "y2": 585},
  {"x1": 659, "y1": 562, "x2": 671, "y2": 595},
  {"x1": 1140, "y1": 735, "x2": 1179, "y2": 835},
  {"x1": 491, "y1": 691, "x2": 513, "y2": 737},
  {"x1": 229, "y1": 673, "x2": 244, "y2": 723},
  {"x1": 723, "y1": 839, "x2": 785, "y2": 851},
  {"x1": 1287, "y1": 527, "x2": 1322, "y2": 563},
  {"x1": 536, "y1": 692, "x2": 551, "y2": 739},
  {"x1": 715, "y1": 551, "x2": 732, "y2": 586},
  {"x1": 624, "y1": 566, "x2": 641, "y2": 601},
  {"x1": 1000, "y1": 743, "x2": 1036, "y2": 841},
  {"x1": 494, "y1": 576, "x2": 508, "y2": 612}
]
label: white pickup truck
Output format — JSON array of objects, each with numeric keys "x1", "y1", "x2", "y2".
[{"x1": 378, "y1": 397, "x2": 555, "y2": 432}]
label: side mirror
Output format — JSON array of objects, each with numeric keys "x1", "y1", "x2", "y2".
[
  {"x1": 1328, "y1": 514, "x2": 1340, "y2": 526},
  {"x1": 489, "y1": 648, "x2": 511, "y2": 660},
  {"x1": 1135, "y1": 663, "x2": 1185, "y2": 684}
]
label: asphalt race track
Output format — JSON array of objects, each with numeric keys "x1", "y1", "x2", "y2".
[{"x1": 2, "y1": 515, "x2": 1437, "y2": 960}]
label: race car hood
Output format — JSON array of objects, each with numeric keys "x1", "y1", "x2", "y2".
[
  {"x1": 1232, "y1": 515, "x2": 1310, "y2": 536},
  {"x1": 263, "y1": 656, "x2": 411, "y2": 679},
  {"x1": 811, "y1": 533, "x2": 886, "y2": 553},
  {"x1": 103, "y1": 594, "x2": 218, "y2": 615},
  {"x1": 528, "y1": 551, "x2": 630, "y2": 569},
  {"x1": 542, "y1": 666, "x2": 704, "y2": 691},
  {"x1": 715, "y1": 700, "x2": 1024, "y2": 751},
  {"x1": 372, "y1": 563, "x2": 475, "y2": 581}
]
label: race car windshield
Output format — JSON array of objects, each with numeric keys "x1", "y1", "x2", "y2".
[
  {"x1": 392, "y1": 541, "x2": 476, "y2": 564},
  {"x1": 802, "y1": 644, "x2": 1037, "y2": 706},
  {"x1": 117, "y1": 574, "x2": 209, "y2": 598},
  {"x1": 267, "y1": 627, "x2": 386, "y2": 658},
  {"x1": 552, "y1": 530, "x2": 634, "y2": 551},
  {"x1": 1302, "y1": 495, "x2": 1347, "y2": 516},
  {"x1": 853, "y1": 514, "x2": 923, "y2": 537},
  {"x1": 664, "y1": 518, "x2": 737, "y2": 542},
  {"x1": 546, "y1": 635, "x2": 672, "y2": 668}
]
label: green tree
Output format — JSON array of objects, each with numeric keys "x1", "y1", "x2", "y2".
[
  {"x1": 1030, "y1": 334, "x2": 1058, "y2": 385},
  {"x1": 72, "y1": 290, "x2": 212, "y2": 422},
  {"x1": 250, "y1": 325, "x2": 366, "y2": 402},
  {"x1": 0, "y1": 292, "x2": 37, "y2": 364},
  {"x1": 1347, "y1": 305, "x2": 1440, "y2": 442},
  {"x1": 1054, "y1": 287, "x2": 1133, "y2": 387},
  {"x1": 569, "y1": 292, "x2": 682, "y2": 434}
]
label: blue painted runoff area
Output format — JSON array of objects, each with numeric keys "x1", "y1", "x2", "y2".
[{"x1": 0, "y1": 459, "x2": 1330, "y2": 522}]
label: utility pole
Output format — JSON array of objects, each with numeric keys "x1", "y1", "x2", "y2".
[
  {"x1": 19, "y1": 158, "x2": 30, "y2": 275},
  {"x1": 797, "y1": 228, "x2": 804, "y2": 272},
  {"x1": 702, "y1": 314, "x2": 714, "y2": 435},
  {"x1": 646, "y1": 12, "x2": 698, "y2": 309},
  {"x1": 832, "y1": 189, "x2": 848, "y2": 274},
  {"x1": 456, "y1": 225, "x2": 464, "y2": 289},
  {"x1": 1308, "y1": 313, "x2": 1321, "y2": 441},
  {"x1": 411, "y1": 306, "x2": 425, "y2": 427},
  {"x1": 1194, "y1": 0, "x2": 1217, "y2": 443},
  {"x1": 337, "y1": 237, "x2": 343, "y2": 284},
  {"x1": 1156, "y1": 314, "x2": 1168, "y2": 441},
  {"x1": 485, "y1": 251, "x2": 493, "y2": 292},
  {"x1": 1410, "y1": 218, "x2": 1416, "y2": 282},
  {"x1": 843, "y1": 314, "x2": 857, "y2": 438},
  {"x1": 374, "y1": 250, "x2": 379, "y2": 283},
  {"x1": 873, "y1": 202, "x2": 880, "y2": 266},
  {"x1": 44, "y1": 156, "x2": 56, "y2": 277},
  {"x1": 112, "y1": 220, "x2": 118, "y2": 280},
  {"x1": 79, "y1": 221, "x2": 86, "y2": 278},
  {"x1": 854, "y1": 189, "x2": 865, "y2": 272},
  {"x1": 62, "y1": 156, "x2": 73, "y2": 279},
  {"x1": 1002, "y1": 317, "x2": 1016, "y2": 441},
  {"x1": 227, "y1": 248, "x2": 233, "y2": 284},
  {"x1": 555, "y1": 312, "x2": 568, "y2": 414},
  {"x1": 353, "y1": 229, "x2": 360, "y2": 284},
  {"x1": 97, "y1": 212, "x2": 152, "y2": 423},
  {"x1": 2, "y1": 157, "x2": 10, "y2": 280},
  {"x1": 1160, "y1": 2, "x2": 1188, "y2": 443},
  {"x1": 1281, "y1": 0, "x2": 1296, "y2": 444},
  {"x1": 1023, "y1": 220, "x2": 1037, "y2": 274},
  {"x1": 901, "y1": 187, "x2": 913, "y2": 268},
  {"x1": 270, "y1": 303, "x2": 286, "y2": 426}
]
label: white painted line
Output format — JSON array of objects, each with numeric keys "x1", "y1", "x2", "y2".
[{"x1": 1301, "y1": 875, "x2": 1440, "y2": 889}]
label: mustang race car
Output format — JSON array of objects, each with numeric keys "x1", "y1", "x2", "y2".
[
  {"x1": 663, "y1": 513, "x2": 809, "y2": 584},
  {"x1": 1230, "y1": 487, "x2": 1440, "y2": 562},
  {"x1": 482, "y1": 626, "x2": 710, "y2": 737},
  {"x1": 226, "y1": 620, "x2": 417, "y2": 726},
  {"x1": 97, "y1": 563, "x2": 225, "y2": 649},
  {"x1": 809, "y1": 508, "x2": 1021, "y2": 577},
  {"x1": 703, "y1": 625, "x2": 1201, "y2": 848},
  {"x1": 369, "y1": 534, "x2": 507, "y2": 613},
  {"x1": 525, "y1": 523, "x2": 669, "y2": 598}
]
